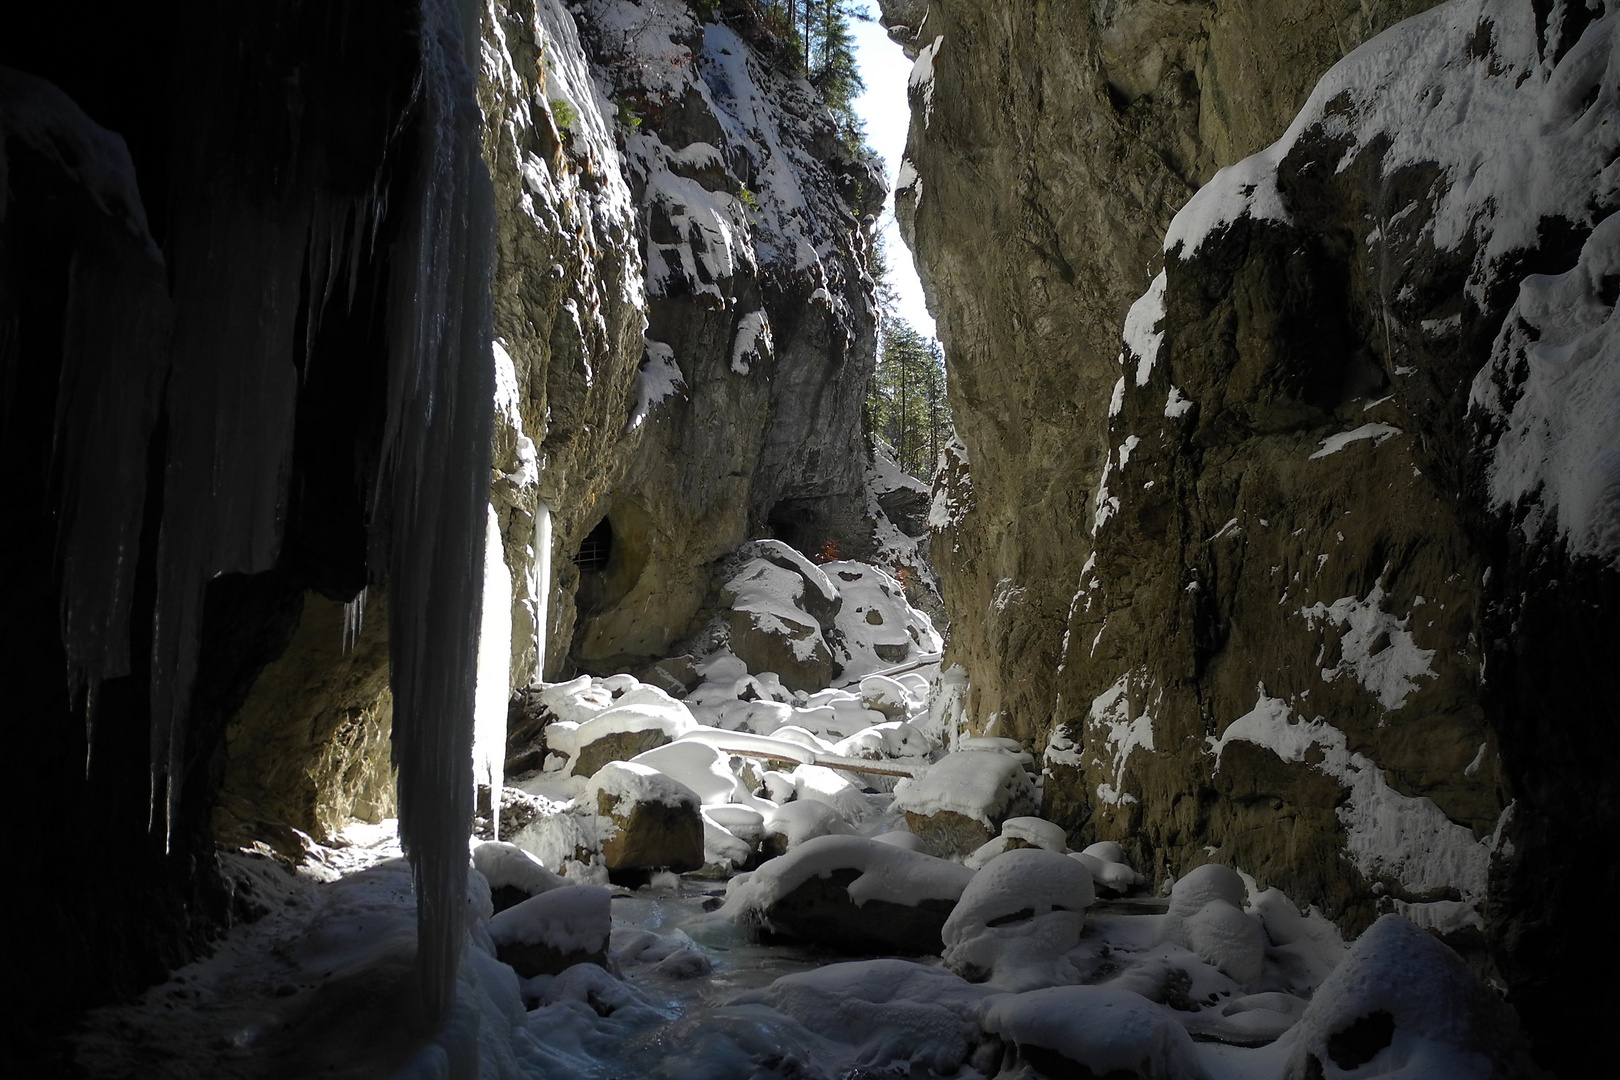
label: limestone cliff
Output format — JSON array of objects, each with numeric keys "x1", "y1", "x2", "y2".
[
  {"x1": 1, "y1": 0, "x2": 884, "y2": 1060},
  {"x1": 212, "y1": 0, "x2": 888, "y2": 845},
  {"x1": 560, "y1": 0, "x2": 887, "y2": 675},
  {"x1": 886, "y1": 0, "x2": 1618, "y2": 1069}
]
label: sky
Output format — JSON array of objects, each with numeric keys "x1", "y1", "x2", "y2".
[{"x1": 848, "y1": 8, "x2": 938, "y2": 341}]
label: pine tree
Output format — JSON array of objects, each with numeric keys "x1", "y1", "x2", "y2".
[{"x1": 869, "y1": 316, "x2": 951, "y2": 478}]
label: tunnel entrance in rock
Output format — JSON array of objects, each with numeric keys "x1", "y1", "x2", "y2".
[
  {"x1": 574, "y1": 501, "x2": 651, "y2": 617},
  {"x1": 766, "y1": 502, "x2": 805, "y2": 549},
  {"x1": 575, "y1": 516, "x2": 613, "y2": 574}
]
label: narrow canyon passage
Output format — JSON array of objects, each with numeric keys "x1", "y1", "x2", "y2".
[{"x1": 2, "y1": 1, "x2": 1616, "y2": 1078}]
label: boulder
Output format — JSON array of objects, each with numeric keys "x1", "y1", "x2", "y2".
[
  {"x1": 902, "y1": 809, "x2": 995, "y2": 862},
  {"x1": 589, "y1": 762, "x2": 703, "y2": 874},
  {"x1": 760, "y1": 799, "x2": 851, "y2": 859},
  {"x1": 893, "y1": 754, "x2": 1038, "y2": 859},
  {"x1": 471, "y1": 840, "x2": 568, "y2": 914},
  {"x1": 1285, "y1": 915, "x2": 1538, "y2": 1079},
  {"x1": 488, "y1": 885, "x2": 612, "y2": 978},
  {"x1": 726, "y1": 607, "x2": 836, "y2": 694},
  {"x1": 730, "y1": 835, "x2": 975, "y2": 956},
  {"x1": 942, "y1": 848, "x2": 1095, "y2": 988},
  {"x1": 980, "y1": 985, "x2": 1202, "y2": 1080},
  {"x1": 892, "y1": 750, "x2": 1038, "y2": 859}
]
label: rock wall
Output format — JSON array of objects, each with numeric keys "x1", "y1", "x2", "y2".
[
  {"x1": 559, "y1": 0, "x2": 886, "y2": 674},
  {"x1": 886, "y1": 0, "x2": 1618, "y2": 1071},
  {"x1": 212, "y1": 0, "x2": 887, "y2": 841},
  {"x1": 1, "y1": 1, "x2": 886, "y2": 1061}
]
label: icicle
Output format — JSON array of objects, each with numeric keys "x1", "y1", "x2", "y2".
[
  {"x1": 473, "y1": 506, "x2": 513, "y2": 841},
  {"x1": 378, "y1": 0, "x2": 496, "y2": 1026},
  {"x1": 532, "y1": 502, "x2": 552, "y2": 680},
  {"x1": 343, "y1": 587, "x2": 368, "y2": 653},
  {"x1": 0, "y1": 70, "x2": 171, "y2": 781}
]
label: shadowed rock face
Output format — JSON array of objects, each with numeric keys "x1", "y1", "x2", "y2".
[
  {"x1": 881, "y1": 0, "x2": 1437, "y2": 753},
  {"x1": 884, "y1": 0, "x2": 1618, "y2": 1069}
]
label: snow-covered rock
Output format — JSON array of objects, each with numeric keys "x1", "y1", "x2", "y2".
[
  {"x1": 892, "y1": 750, "x2": 1038, "y2": 859},
  {"x1": 724, "y1": 834, "x2": 974, "y2": 956},
  {"x1": 472, "y1": 841, "x2": 571, "y2": 914},
  {"x1": 942, "y1": 848, "x2": 1095, "y2": 989},
  {"x1": 588, "y1": 761, "x2": 703, "y2": 874},
  {"x1": 979, "y1": 985, "x2": 1203, "y2": 1080},
  {"x1": 1285, "y1": 914, "x2": 1535, "y2": 1079},
  {"x1": 487, "y1": 885, "x2": 613, "y2": 977}
]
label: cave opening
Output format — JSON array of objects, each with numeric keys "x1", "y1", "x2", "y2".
[
  {"x1": 574, "y1": 515, "x2": 614, "y2": 574},
  {"x1": 767, "y1": 500, "x2": 810, "y2": 550}
]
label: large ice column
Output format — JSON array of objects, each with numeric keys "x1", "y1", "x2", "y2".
[
  {"x1": 473, "y1": 506, "x2": 513, "y2": 839},
  {"x1": 379, "y1": 0, "x2": 497, "y2": 1023},
  {"x1": 0, "y1": 70, "x2": 172, "y2": 747},
  {"x1": 532, "y1": 502, "x2": 552, "y2": 679}
]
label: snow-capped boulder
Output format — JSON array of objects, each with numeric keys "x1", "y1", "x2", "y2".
[
  {"x1": 487, "y1": 884, "x2": 612, "y2": 977},
  {"x1": 724, "y1": 835, "x2": 974, "y2": 956},
  {"x1": 629, "y1": 739, "x2": 746, "y2": 807},
  {"x1": 1183, "y1": 898, "x2": 1266, "y2": 986},
  {"x1": 1071, "y1": 851, "x2": 1146, "y2": 896},
  {"x1": 589, "y1": 761, "x2": 703, "y2": 874},
  {"x1": 892, "y1": 750, "x2": 1038, "y2": 859},
  {"x1": 979, "y1": 985, "x2": 1203, "y2": 1080},
  {"x1": 555, "y1": 685, "x2": 700, "y2": 777},
  {"x1": 1285, "y1": 914, "x2": 1536, "y2": 1079},
  {"x1": 471, "y1": 841, "x2": 570, "y2": 914},
  {"x1": 1167, "y1": 863, "x2": 1248, "y2": 919},
  {"x1": 740, "y1": 959, "x2": 996, "y2": 1076},
  {"x1": 858, "y1": 674, "x2": 913, "y2": 719},
  {"x1": 1000, "y1": 816, "x2": 1069, "y2": 852},
  {"x1": 760, "y1": 798, "x2": 852, "y2": 858},
  {"x1": 942, "y1": 848, "x2": 1095, "y2": 989},
  {"x1": 722, "y1": 553, "x2": 839, "y2": 693}
]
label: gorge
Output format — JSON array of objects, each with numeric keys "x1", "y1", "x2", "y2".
[{"x1": 2, "y1": 1, "x2": 1616, "y2": 1078}]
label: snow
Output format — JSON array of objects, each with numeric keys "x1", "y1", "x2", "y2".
[
  {"x1": 629, "y1": 740, "x2": 747, "y2": 807},
  {"x1": 1072, "y1": 851, "x2": 1146, "y2": 894},
  {"x1": 722, "y1": 834, "x2": 973, "y2": 921},
  {"x1": 1181, "y1": 899, "x2": 1267, "y2": 985},
  {"x1": 473, "y1": 842, "x2": 568, "y2": 906},
  {"x1": 891, "y1": 750, "x2": 1037, "y2": 829},
  {"x1": 629, "y1": 338, "x2": 685, "y2": 430},
  {"x1": 1209, "y1": 688, "x2": 1496, "y2": 912},
  {"x1": 927, "y1": 435, "x2": 973, "y2": 531},
  {"x1": 1473, "y1": 210, "x2": 1620, "y2": 561},
  {"x1": 488, "y1": 884, "x2": 612, "y2": 953},
  {"x1": 762, "y1": 798, "x2": 852, "y2": 848},
  {"x1": 1000, "y1": 816, "x2": 1069, "y2": 852},
  {"x1": 546, "y1": 689, "x2": 700, "y2": 771},
  {"x1": 1299, "y1": 583, "x2": 1436, "y2": 711},
  {"x1": 822, "y1": 560, "x2": 943, "y2": 680},
  {"x1": 1089, "y1": 672, "x2": 1156, "y2": 806},
  {"x1": 909, "y1": 36, "x2": 944, "y2": 128},
  {"x1": 588, "y1": 760, "x2": 700, "y2": 812},
  {"x1": 1167, "y1": 863, "x2": 1249, "y2": 919},
  {"x1": 1308, "y1": 422, "x2": 1403, "y2": 459},
  {"x1": 730, "y1": 309, "x2": 774, "y2": 375},
  {"x1": 724, "y1": 557, "x2": 830, "y2": 664},
  {"x1": 1164, "y1": 385, "x2": 1195, "y2": 418},
  {"x1": 1124, "y1": 269, "x2": 1168, "y2": 385},
  {"x1": 981, "y1": 985, "x2": 1204, "y2": 1078},
  {"x1": 1286, "y1": 914, "x2": 1522, "y2": 1078},
  {"x1": 942, "y1": 848, "x2": 1095, "y2": 989},
  {"x1": 740, "y1": 959, "x2": 994, "y2": 1075}
]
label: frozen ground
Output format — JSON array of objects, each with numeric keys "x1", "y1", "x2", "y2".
[{"x1": 73, "y1": 550, "x2": 1527, "y2": 1079}]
